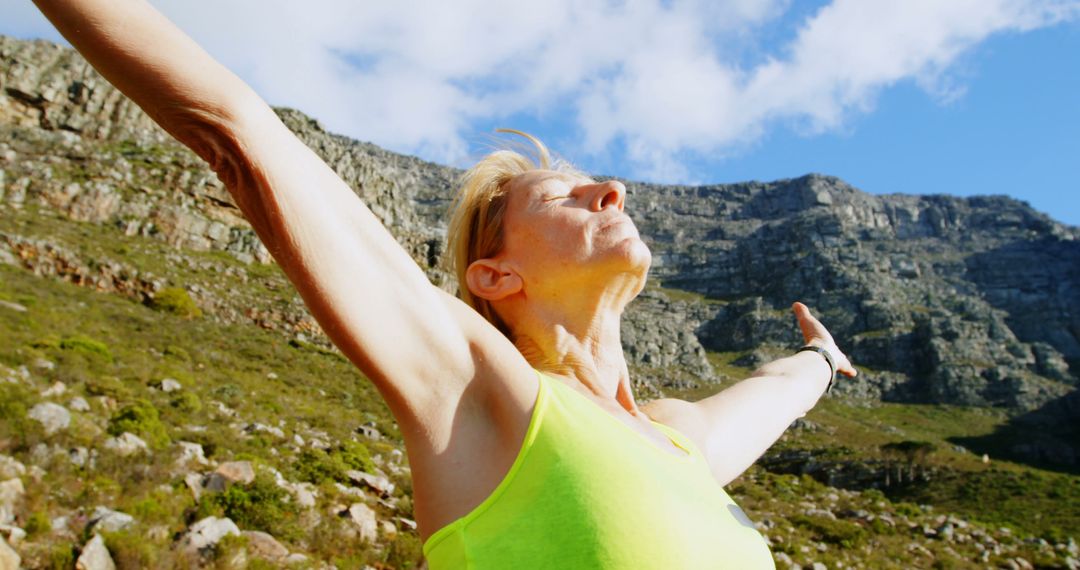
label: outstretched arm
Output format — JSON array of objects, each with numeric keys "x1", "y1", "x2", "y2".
[
  {"x1": 31, "y1": 0, "x2": 528, "y2": 420},
  {"x1": 644, "y1": 302, "x2": 856, "y2": 486}
]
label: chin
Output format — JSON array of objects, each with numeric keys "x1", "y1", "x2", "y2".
[{"x1": 614, "y1": 238, "x2": 652, "y2": 280}]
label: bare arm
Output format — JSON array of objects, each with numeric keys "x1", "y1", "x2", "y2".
[
  {"x1": 32, "y1": 0, "x2": 528, "y2": 420},
  {"x1": 645, "y1": 302, "x2": 856, "y2": 486}
]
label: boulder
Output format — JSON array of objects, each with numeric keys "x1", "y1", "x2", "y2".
[
  {"x1": 41, "y1": 381, "x2": 67, "y2": 397},
  {"x1": 184, "y1": 472, "x2": 205, "y2": 501},
  {"x1": 1, "y1": 527, "x2": 25, "y2": 546},
  {"x1": 380, "y1": 520, "x2": 397, "y2": 539},
  {"x1": 0, "y1": 301, "x2": 27, "y2": 313},
  {"x1": 103, "y1": 432, "x2": 148, "y2": 456},
  {"x1": 0, "y1": 457, "x2": 25, "y2": 480},
  {"x1": 175, "y1": 442, "x2": 208, "y2": 467},
  {"x1": 345, "y1": 470, "x2": 395, "y2": 497},
  {"x1": 159, "y1": 378, "x2": 182, "y2": 393},
  {"x1": 204, "y1": 461, "x2": 255, "y2": 492},
  {"x1": 244, "y1": 422, "x2": 285, "y2": 438},
  {"x1": 75, "y1": 534, "x2": 116, "y2": 570},
  {"x1": 242, "y1": 530, "x2": 289, "y2": 561},
  {"x1": 182, "y1": 516, "x2": 240, "y2": 553},
  {"x1": 69, "y1": 397, "x2": 91, "y2": 412},
  {"x1": 28, "y1": 402, "x2": 71, "y2": 435},
  {"x1": 0, "y1": 480, "x2": 25, "y2": 525},
  {"x1": 69, "y1": 447, "x2": 94, "y2": 468},
  {"x1": 0, "y1": 535, "x2": 20, "y2": 570},
  {"x1": 344, "y1": 503, "x2": 378, "y2": 542},
  {"x1": 88, "y1": 506, "x2": 134, "y2": 533},
  {"x1": 31, "y1": 358, "x2": 55, "y2": 372}
]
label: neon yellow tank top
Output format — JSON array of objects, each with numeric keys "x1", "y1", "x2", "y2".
[{"x1": 422, "y1": 370, "x2": 775, "y2": 569}]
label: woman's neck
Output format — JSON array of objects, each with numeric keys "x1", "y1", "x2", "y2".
[{"x1": 510, "y1": 300, "x2": 641, "y2": 415}]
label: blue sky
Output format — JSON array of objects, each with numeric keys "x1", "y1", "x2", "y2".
[{"x1": 3, "y1": 0, "x2": 1079, "y2": 225}]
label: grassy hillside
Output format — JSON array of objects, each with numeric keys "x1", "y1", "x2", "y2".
[{"x1": 1, "y1": 203, "x2": 1078, "y2": 568}]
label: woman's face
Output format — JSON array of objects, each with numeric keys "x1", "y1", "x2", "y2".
[{"x1": 497, "y1": 170, "x2": 652, "y2": 291}]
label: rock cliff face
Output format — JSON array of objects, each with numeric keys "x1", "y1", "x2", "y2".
[{"x1": 2, "y1": 35, "x2": 1077, "y2": 418}]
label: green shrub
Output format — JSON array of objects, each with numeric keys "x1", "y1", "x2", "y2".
[
  {"x1": 150, "y1": 287, "x2": 202, "y2": 318},
  {"x1": 59, "y1": 335, "x2": 113, "y2": 362},
  {"x1": 31, "y1": 335, "x2": 61, "y2": 349},
  {"x1": 291, "y1": 440, "x2": 375, "y2": 485},
  {"x1": 213, "y1": 383, "x2": 243, "y2": 402},
  {"x1": 895, "y1": 502, "x2": 923, "y2": 517},
  {"x1": 24, "y1": 511, "x2": 51, "y2": 537},
  {"x1": 383, "y1": 533, "x2": 423, "y2": 569},
  {"x1": 164, "y1": 344, "x2": 191, "y2": 362},
  {"x1": 791, "y1": 514, "x2": 867, "y2": 548},
  {"x1": 108, "y1": 400, "x2": 170, "y2": 448},
  {"x1": 49, "y1": 544, "x2": 76, "y2": 570},
  {"x1": 0, "y1": 383, "x2": 34, "y2": 442},
  {"x1": 104, "y1": 530, "x2": 160, "y2": 568},
  {"x1": 85, "y1": 376, "x2": 132, "y2": 400},
  {"x1": 197, "y1": 473, "x2": 300, "y2": 540},
  {"x1": 170, "y1": 391, "x2": 202, "y2": 414}
]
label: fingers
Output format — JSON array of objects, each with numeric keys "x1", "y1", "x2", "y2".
[
  {"x1": 792, "y1": 301, "x2": 858, "y2": 378},
  {"x1": 791, "y1": 301, "x2": 827, "y2": 345}
]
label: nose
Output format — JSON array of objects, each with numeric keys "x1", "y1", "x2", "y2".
[{"x1": 587, "y1": 180, "x2": 626, "y2": 212}]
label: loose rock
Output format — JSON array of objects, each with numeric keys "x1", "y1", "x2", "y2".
[
  {"x1": 243, "y1": 530, "x2": 289, "y2": 562},
  {"x1": 204, "y1": 461, "x2": 255, "y2": 492},
  {"x1": 0, "y1": 457, "x2": 25, "y2": 480},
  {"x1": 28, "y1": 402, "x2": 71, "y2": 435},
  {"x1": 88, "y1": 506, "x2": 134, "y2": 533},
  {"x1": 182, "y1": 516, "x2": 240, "y2": 553},
  {"x1": 346, "y1": 470, "x2": 395, "y2": 497},
  {"x1": 0, "y1": 480, "x2": 25, "y2": 525},
  {"x1": 0, "y1": 535, "x2": 20, "y2": 570},
  {"x1": 175, "y1": 442, "x2": 209, "y2": 467},
  {"x1": 159, "y1": 378, "x2": 182, "y2": 393},
  {"x1": 344, "y1": 503, "x2": 378, "y2": 542},
  {"x1": 103, "y1": 432, "x2": 148, "y2": 456},
  {"x1": 0, "y1": 301, "x2": 27, "y2": 313},
  {"x1": 41, "y1": 381, "x2": 67, "y2": 397},
  {"x1": 75, "y1": 534, "x2": 116, "y2": 570}
]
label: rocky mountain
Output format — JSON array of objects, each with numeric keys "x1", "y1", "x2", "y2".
[
  {"x1": 3, "y1": 34, "x2": 1080, "y2": 570},
  {"x1": 2, "y1": 34, "x2": 1077, "y2": 450}
]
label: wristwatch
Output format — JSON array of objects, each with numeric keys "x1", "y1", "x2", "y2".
[{"x1": 796, "y1": 345, "x2": 836, "y2": 394}]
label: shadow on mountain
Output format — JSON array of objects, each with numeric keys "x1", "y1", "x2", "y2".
[
  {"x1": 965, "y1": 237, "x2": 1080, "y2": 378},
  {"x1": 951, "y1": 388, "x2": 1080, "y2": 476}
]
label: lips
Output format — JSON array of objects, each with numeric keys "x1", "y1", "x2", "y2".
[{"x1": 598, "y1": 215, "x2": 638, "y2": 235}]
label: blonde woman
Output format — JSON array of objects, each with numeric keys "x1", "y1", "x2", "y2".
[{"x1": 33, "y1": 1, "x2": 856, "y2": 568}]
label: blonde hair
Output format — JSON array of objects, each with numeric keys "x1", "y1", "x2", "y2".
[{"x1": 445, "y1": 129, "x2": 581, "y2": 336}]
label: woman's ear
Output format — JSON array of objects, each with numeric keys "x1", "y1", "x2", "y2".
[{"x1": 465, "y1": 258, "x2": 522, "y2": 301}]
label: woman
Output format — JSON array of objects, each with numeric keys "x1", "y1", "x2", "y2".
[{"x1": 33, "y1": 1, "x2": 856, "y2": 568}]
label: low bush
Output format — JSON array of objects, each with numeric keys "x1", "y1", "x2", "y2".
[
  {"x1": 108, "y1": 400, "x2": 170, "y2": 448},
  {"x1": 85, "y1": 375, "x2": 133, "y2": 400},
  {"x1": 150, "y1": 287, "x2": 202, "y2": 318},
  {"x1": 291, "y1": 440, "x2": 376, "y2": 485},
  {"x1": 170, "y1": 391, "x2": 202, "y2": 414},
  {"x1": 196, "y1": 472, "x2": 300, "y2": 540},
  {"x1": 791, "y1": 514, "x2": 867, "y2": 548},
  {"x1": 59, "y1": 335, "x2": 113, "y2": 362},
  {"x1": 24, "y1": 511, "x2": 51, "y2": 537}
]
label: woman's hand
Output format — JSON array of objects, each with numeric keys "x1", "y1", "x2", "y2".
[{"x1": 792, "y1": 301, "x2": 857, "y2": 378}]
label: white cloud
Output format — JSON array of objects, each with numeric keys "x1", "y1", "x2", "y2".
[{"x1": 3, "y1": 0, "x2": 1077, "y2": 180}]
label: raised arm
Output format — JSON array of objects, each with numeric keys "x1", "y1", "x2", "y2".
[
  {"x1": 31, "y1": 0, "x2": 529, "y2": 420},
  {"x1": 644, "y1": 302, "x2": 856, "y2": 486}
]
